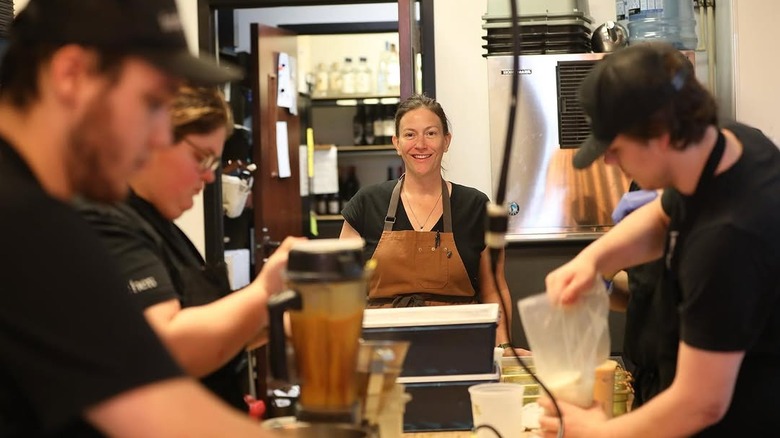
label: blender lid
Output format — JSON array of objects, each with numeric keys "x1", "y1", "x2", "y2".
[{"x1": 286, "y1": 238, "x2": 366, "y2": 281}]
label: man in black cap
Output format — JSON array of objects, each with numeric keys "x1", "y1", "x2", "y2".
[
  {"x1": 539, "y1": 42, "x2": 780, "y2": 436},
  {"x1": 0, "y1": 1, "x2": 283, "y2": 437}
]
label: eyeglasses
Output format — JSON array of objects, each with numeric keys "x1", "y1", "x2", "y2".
[{"x1": 183, "y1": 137, "x2": 221, "y2": 173}]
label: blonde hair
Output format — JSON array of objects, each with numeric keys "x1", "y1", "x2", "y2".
[{"x1": 171, "y1": 85, "x2": 233, "y2": 142}]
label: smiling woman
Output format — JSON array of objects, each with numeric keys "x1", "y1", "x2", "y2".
[{"x1": 339, "y1": 94, "x2": 516, "y2": 349}]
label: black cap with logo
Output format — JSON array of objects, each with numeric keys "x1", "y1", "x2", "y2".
[
  {"x1": 10, "y1": 0, "x2": 242, "y2": 85},
  {"x1": 573, "y1": 43, "x2": 692, "y2": 169}
]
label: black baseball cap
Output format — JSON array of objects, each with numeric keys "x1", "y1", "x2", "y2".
[
  {"x1": 10, "y1": 0, "x2": 242, "y2": 85},
  {"x1": 573, "y1": 43, "x2": 691, "y2": 169}
]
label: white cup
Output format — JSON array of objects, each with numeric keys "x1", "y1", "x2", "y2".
[{"x1": 468, "y1": 383, "x2": 525, "y2": 438}]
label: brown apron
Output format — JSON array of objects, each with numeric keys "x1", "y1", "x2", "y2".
[{"x1": 367, "y1": 176, "x2": 478, "y2": 308}]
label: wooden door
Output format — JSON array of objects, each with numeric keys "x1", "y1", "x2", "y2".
[
  {"x1": 249, "y1": 23, "x2": 301, "y2": 413},
  {"x1": 250, "y1": 23, "x2": 302, "y2": 266}
]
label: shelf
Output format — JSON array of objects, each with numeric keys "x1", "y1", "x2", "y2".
[
  {"x1": 337, "y1": 144, "x2": 395, "y2": 152},
  {"x1": 314, "y1": 214, "x2": 344, "y2": 221},
  {"x1": 310, "y1": 95, "x2": 400, "y2": 106}
]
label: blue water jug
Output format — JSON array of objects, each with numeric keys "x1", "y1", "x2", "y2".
[{"x1": 626, "y1": 0, "x2": 697, "y2": 50}]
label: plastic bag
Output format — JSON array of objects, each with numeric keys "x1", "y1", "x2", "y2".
[{"x1": 517, "y1": 278, "x2": 610, "y2": 407}]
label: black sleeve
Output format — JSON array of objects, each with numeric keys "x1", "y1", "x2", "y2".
[
  {"x1": 0, "y1": 199, "x2": 183, "y2": 433},
  {"x1": 79, "y1": 202, "x2": 179, "y2": 309}
]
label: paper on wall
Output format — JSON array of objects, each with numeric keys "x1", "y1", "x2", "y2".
[
  {"x1": 298, "y1": 145, "x2": 339, "y2": 196},
  {"x1": 276, "y1": 121, "x2": 291, "y2": 178}
]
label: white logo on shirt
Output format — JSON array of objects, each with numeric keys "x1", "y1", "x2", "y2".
[{"x1": 129, "y1": 276, "x2": 158, "y2": 293}]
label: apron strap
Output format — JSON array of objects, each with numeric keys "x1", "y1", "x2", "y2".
[
  {"x1": 441, "y1": 178, "x2": 452, "y2": 233},
  {"x1": 384, "y1": 176, "x2": 404, "y2": 232},
  {"x1": 384, "y1": 175, "x2": 452, "y2": 232}
]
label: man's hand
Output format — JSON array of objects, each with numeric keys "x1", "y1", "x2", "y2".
[{"x1": 537, "y1": 395, "x2": 608, "y2": 438}]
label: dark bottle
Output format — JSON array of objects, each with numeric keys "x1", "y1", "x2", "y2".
[
  {"x1": 382, "y1": 104, "x2": 396, "y2": 144},
  {"x1": 352, "y1": 105, "x2": 366, "y2": 146},
  {"x1": 363, "y1": 105, "x2": 375, "y2": 145},
  {"x1": 341, "y1": 166, "x2": 361, "y2": 204},
  {"x1": 373, "y1": 104, "x2": 385, "y2": 145},
  {"x1": 315, "y1": 194, "x2": 328, "y2": 215},
  {"x1": 327, "y1": 193, "x2": 341, "y2": 215},
  {"x1": 387, "y1": 166, "x2": 395, "y2": 181}
]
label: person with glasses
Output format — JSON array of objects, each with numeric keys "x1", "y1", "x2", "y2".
[{"x1": 78, "y1": 85, "x2": 302, "y2": 411}]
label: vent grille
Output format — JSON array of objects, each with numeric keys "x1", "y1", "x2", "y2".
[{"x1": 557, "y1": 60, "x2": 598, "y2": 148}]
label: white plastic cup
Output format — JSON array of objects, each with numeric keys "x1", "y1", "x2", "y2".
[{"x1": 468, "y1": 383, "x2": 525, "y2": 438}]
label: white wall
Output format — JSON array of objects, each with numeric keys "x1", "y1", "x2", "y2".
[
  {"x1": 173, "y1": 0, "x2": 207, "y2": 257},
  {"x1": 729, "y1": 0, "x2": 780, "y2": 143}
]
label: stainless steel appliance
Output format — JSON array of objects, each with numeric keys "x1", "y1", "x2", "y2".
[{"x1": 486, "y1": 53, "x2": 629, "y2": 241}]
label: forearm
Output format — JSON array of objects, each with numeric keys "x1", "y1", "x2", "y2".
[
  {"x1": 87, "y1": 378, "x2": 273, "y2": 437},
  {"x1": 161, "y1": 283, "x2": 268, "y2": 377},
  {"x1": 600, "y1": 344, "x2": 741, "y2": 438}
]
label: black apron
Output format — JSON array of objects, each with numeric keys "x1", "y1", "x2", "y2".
[
  {"x1": 646, "y1": 131, "x2": 727, "y2": 403},
  {"x1": 125, "y1": 195, "x2": 247, "y2": 411}
]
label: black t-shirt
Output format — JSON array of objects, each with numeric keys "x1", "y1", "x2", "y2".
[
  {"x1": 341, "y1": 179, "x2": 489, "y2": 294},
  {"x1": 660, "y1": 123, "x2": 780, "y2": 435},
  {"x1": 0, "y1": 138, "x2": 183, "y2": 437}
]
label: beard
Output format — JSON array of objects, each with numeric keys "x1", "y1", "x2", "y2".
[{"x1": 67, "y1": 92, "x2": 134, "y2": 203}]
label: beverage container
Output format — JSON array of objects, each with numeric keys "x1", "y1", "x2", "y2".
[
  {"x1": 378, "y1": 42, "x2": 400, "y2": 96},
  {"x1": 327, "y1": 193, "x2": 340, "y2": 215},
  {"x1": 341, "y1": 166, "x2": 361, "y2": 205},
  {"x1": 469, "y1": 383, "x2": 525, "y2": 438},
  {"x1": 353, "y1": 105, "x2": 366, "y2": 146},
  {"x1": 627, "y1": 0, "x2": 697, "y2": 50},
  {"x1": 268, "y1": 239, "x2": 370, "y2": 421},
  {"x1": 355, "y1": 56, "x2": 373, "y2": 95},
  {"x1": 373, "y1": 105, "x2": 386, "y2": 145},
  {"x1": 313, "y1": 62, "x2": 329, "y2": 97},
  {"x1": 363, "y1": 105, "x2": 376, "y2": 145},
  {"x1": 341, "y1": 57, "x2": 356, "y2": 95},
  {"x1": 328, "y1": 61, "x2": 342, "y2": 96},
  {"x1": 382, "y1": 104, "x2": 396, "y2": 144},
  {"x1": 385, "y1": 44, "x2": 401, "y2": 95}
]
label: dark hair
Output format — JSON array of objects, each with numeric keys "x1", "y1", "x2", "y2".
[
  {"x1": 0, "y1": 41, "x2": 126, "y2": 109},
  {"x1": 171, "y1": 85, "x2": 233, "y2": 142},
  {"x1": 394, "y1": 93, "x2": 451, "y2": 137},
  {"x1": 621, "y1": 51, "x2": 718, "y2": 150}
]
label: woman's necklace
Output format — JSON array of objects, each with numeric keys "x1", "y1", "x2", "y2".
[{"x1": 403, "y1": 189, "x2": 443, "y2": 230}]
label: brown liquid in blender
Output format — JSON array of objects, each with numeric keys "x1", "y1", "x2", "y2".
[{"x1": 290, "y1": 307, "x2": 364, "y2": 412}]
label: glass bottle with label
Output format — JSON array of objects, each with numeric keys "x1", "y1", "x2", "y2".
[
  {"x1": 352, "y1": 105, "x2": 366, "y2": 146},
  {"x1": 355, "y1": 56, "x2": 373, "y2": 95},
  {"x1": 385, "y1": 43, "x2": 401, "y2": 96},
  {"x1": 327, "y1": 193, "x2": 341, "y2": 215},
  {"x1": 382, "y1": 104, "x2": 396, "y2": 144},
  {"x1": 341, "y1": 166, "x2": 361, "y2": 205},
  {"x1": 313, "y1": 62, "x2": 329, "y2": 97},
  {"x1": 363, "y1": 105, "x2": 376, "y2": 145},
  {"x1": 328, "y1": 61, "x2": 342, "y2": 96},
  {"x1": 340, "y1": 57, "x2": 356, "y2": 95},
  {"x1": 373, "y1": 104, "x2": 386, "y2": 145}
]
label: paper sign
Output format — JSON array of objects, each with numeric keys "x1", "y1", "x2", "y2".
[
  {"x1": 298, "y1": 145, "x2": 339, "y2": 196},
  {"x1": 276, "y1": 121, "x2": 291, "y2": 178},
  {"x1": 277, "y1": 52, "x2": 293, "y2": 110}
]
